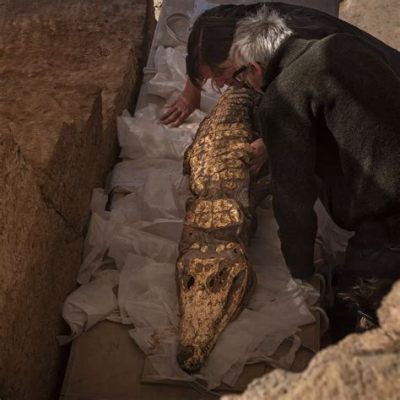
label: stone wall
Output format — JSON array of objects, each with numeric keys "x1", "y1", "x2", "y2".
[
  {"x1": 0, "y1": 1, "x2": 155, "y2": 399},
  {"x1": 340, "y1": 0, "x2": 399, "y2": 49}
]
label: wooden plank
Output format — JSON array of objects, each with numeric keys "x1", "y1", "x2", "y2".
[
  {"x1": 60, "y1": 318, "x2": 319, "y2": 399},
  {"x1": 141, "y1": 357, "x2": 266, "y2": 393},
  {"x1": 60, "y1": 321, "x2": 216, "y2": 400}
]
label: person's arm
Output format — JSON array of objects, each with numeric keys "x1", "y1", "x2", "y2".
[
  {"x1": 258, "y1": 84, "x2": 318, "y2": 279},
  {"x1": 160, "y1": 78, "x2": 201, "y2": 127}
]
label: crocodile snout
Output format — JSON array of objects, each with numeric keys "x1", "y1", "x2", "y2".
[{"x1": 176, "y1": 345, "x2": 201, "y2": 373}]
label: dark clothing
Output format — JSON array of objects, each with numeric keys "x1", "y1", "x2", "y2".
[
  {"x1": 202, "y1": 2, "x2": 400, "y2": 75},
  {"x1": 201, "y1": 2, "x2": 400, "y2": 280},
  {"x1": 257, "y1": 34, "x2": 400, "y2": 279}
]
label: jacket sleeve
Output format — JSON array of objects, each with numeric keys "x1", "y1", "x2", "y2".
[{"x1": 258, "y1": 83, "x2": 318, "y2": 279}]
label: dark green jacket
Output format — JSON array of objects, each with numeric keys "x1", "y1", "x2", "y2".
[{"x1": 258, "y1": 34, "x2": 400, "y2": 278}]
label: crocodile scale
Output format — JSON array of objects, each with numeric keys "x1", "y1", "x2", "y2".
[{"x1": 176, "y1": 88, "x2": 260, "y2": 373}]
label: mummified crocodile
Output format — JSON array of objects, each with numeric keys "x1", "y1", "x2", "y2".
[{"x1": 176, "y1": 88, "x2": 261, "y2": 373}]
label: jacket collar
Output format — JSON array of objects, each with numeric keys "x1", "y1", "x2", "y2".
[{"x1": 261, "y1": 36, "x2": 316, "y2": 91}]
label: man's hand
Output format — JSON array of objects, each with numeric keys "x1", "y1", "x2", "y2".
[
  {"x1": 250, "y1": 138, "x2": 268, "y2": 174},
  {"x1": 160, "y1": 94, "x2": 196, "y2": 127},
  {"x1": 160, "y1": 78, "x2": 201, "y2": 127}
]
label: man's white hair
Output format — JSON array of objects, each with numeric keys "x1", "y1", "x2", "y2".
[{"x1": 229, "y1": 6, "x2": 293, "y2": 66}]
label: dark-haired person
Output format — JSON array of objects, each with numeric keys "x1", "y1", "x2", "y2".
[
  {"x1": 227, "y1": 7, "x2": 400, "y2": 317},
  {"x1": 160, "y1": 2, "x2": 399, "y2": 174}
]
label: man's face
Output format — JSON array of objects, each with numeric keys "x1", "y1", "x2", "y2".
[
  {"x1": 199, "y1": 60, "x2": 241, "y2": 89},
  {"x1": 233, "y1": 63, "x2": 266, "y2": 93},
  {"x1": 199, "y1": 60, "x2": 265, "y2": 92}
]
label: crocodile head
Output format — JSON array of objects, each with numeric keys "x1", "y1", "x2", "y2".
[{"x1": 176, "y1": 240, "x2": 252, "y2": 373}]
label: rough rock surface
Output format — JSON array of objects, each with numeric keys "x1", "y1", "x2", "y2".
[
  {"x1": 0, "y1": 1, "x2": 154, "y2": 399},
  {"x1": 340, "y1": 0, "x2": 400, "y2": 50},
  {"x1": 223, "y1": 281, "x2": 400, "y2": 400}
]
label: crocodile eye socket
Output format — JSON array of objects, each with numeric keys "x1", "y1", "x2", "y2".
[
  {"x1": 186, "y1": 275, "x2": 195, "y2": 289},
  {"x1": 208, "y1": 278, "x2": 215, "y2": 288}
]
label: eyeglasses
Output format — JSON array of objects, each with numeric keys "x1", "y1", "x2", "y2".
[{"x1": 232, "y1": 65, "x2": 250, "y2": 86}]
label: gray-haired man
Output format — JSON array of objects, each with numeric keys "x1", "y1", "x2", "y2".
[{"x1": 230, "y1": 7, "x2": 400, "y2": 309}]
